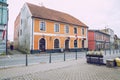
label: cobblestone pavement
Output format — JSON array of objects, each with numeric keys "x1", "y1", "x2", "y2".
[{"x1": 1, "y1": 58, "x2": 120, "y2": 80}]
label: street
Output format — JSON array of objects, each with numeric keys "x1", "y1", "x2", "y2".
[
  {"x1": 0, "y1": 49, "x2": 120, "y2": 68},
  {"x1": 0, "y1": 51, "x2": 85, "y2": 68}
]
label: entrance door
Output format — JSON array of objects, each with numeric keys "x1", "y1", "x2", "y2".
[
  {"x1": 82, "y1": 40, "x2": 84, "y2": 48},
  {"x1": 65, "y1": 39, "x2": 69, "y2": 51},
  {"x1": 39, "y1": 38, "x2": 46, "y2": 52}
]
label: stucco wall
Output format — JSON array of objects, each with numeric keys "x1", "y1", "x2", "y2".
[
  {"x1": 33, "y1": 19, "x2": 88, "y2": 51},
  {"x1": 18, "y1": 3, "x2": 32, "y2": 52}
]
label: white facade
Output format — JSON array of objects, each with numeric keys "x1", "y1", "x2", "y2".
[
  {"x1": 101, "y1": 28, "x2": 114, "y2": 46},
  {"x1": 107, "y1": 28, "x2": 114, "y2": 44},
  {"x1": 18, "y1": 3, "x2": 32, "y2": 52}
]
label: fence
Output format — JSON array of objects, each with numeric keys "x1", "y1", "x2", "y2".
[
  {"x1": 0, "y1": 51, "x2": 86, "y2": 68},
  {"x1": 0, "y1": 49, "x2": 120, "y2": 68}
]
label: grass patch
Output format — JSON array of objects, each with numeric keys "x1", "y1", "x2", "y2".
[{"x1": 0, "y1": 52, "x2": 6, "y2": 56}]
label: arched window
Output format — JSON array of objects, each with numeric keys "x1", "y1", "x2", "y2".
[
  {"x1": 74, "y1": 27, "x2": 77, "y2": 34},
  {"x1": 74, "y1": 40, "x2": 77, "y2": 48},
  {"x1": 54, "y1": 39, "x2": 59, "y2": 48},
  {"x1": 39, "y1": 38, "x2": 46, "y2": 51}
]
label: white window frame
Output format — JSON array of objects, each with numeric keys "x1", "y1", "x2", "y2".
[
  {"x1": 64, "y1": 25, "x2": 69, "y2": 33},
  {"x1": 82, "y1": 27, "x2": 84, "y2": 35},
  {"x1": 54, "y1": 23, "x2": 60, "y2": 32},
  {"x1": 40, "y1": 21, "x2": 46, "y2": 31}
]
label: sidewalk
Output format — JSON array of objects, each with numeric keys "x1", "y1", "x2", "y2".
[
  {"x1": 1, "y1": 58, "x2": 120, "y2": 80},
  {"x1": 0, "y1": 58, "x2": 84, "y2": 79}
]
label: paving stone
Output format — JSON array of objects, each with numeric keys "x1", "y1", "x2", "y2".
[{"x1": 7, "y1": 62, "x2": 120, "y2": 80}]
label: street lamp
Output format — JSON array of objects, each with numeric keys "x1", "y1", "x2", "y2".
[{"x1": 75, "y1": 34, "x2": 78, "y2": 60}]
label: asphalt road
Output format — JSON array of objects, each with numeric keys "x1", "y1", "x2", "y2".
[
  {"x1": 0, "y1": 52, "x2": 85, "y2": 68},
  {"x1": 0, "y1": 49, "x2": 119, "y2": 68}
]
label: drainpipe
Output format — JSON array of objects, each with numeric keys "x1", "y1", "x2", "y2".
[{"x1": 31, "y1": 16, "x2": 34, "y2": 53}]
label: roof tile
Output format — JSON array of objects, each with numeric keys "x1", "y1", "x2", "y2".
[{"x1": 27, "y1": 3, "x2": 87, "y2": 27}]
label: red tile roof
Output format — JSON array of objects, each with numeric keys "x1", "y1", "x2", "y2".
[{"x1": 27, "y1": 3, "x2": 88, "y2": 27}]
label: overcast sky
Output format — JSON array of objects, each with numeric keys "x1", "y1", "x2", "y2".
[{"x1": 7, "y1": 0, "x2": 120, "y2": 41}]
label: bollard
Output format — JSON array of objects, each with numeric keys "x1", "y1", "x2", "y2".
[
  {"x1": 49, "y1": 53, "x2": 51, "y2": 63},
  {"x1": 75, "y1": 49, "x2": 77, "y2": 60},
  {"x1": 64, "y1": 52, "x2": 66, "y2": 61},
  {"x1": 26, "y1": 53, "x2": 28, "y2": 66}
]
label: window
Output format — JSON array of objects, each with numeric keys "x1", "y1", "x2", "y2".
[
  {"x1": 64, "y1": 25, "x2": 69, "y2": 33},
  {"x1": 20, "y1": 29, "x2": 22, "y2": 36},
  {"x1": 21, "y1": 19, "x2": 22, "y2": 25},
  {"x1": 74, "y1": 40, "x2": 77, "y2": 48},
  {"x1": 82, "y1": 28, "x2": 84, "y2": 35},
  {"x1": 0, "y1": 0, "x2": 7, "y2": 2},
  {"x1": 40, "y1": 21, "x2": 46, "y2": 31},
  {"x1": 54, "y1": 39, "x2": 59, "y2": 48},
  {"x1": 54, "y1": 23, "x2": 59, "y2": 32},
  {"x1": 18, "y1": 31, "x2": 19, "y2": 37},
  {"x1": 74, "y1": 27, "x2": 77, "y2": 34},
  {"x1": 0, "y1": 31, "x2": 2, "y2": 40}
]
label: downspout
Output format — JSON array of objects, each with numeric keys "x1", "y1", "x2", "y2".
[{"x1": 31, "y1": 17, "x2": 34, "y2": 53}]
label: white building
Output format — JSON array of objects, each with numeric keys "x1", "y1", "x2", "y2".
[{"x1": 101, "y1": 28, "x2": 114, "y2": 48}]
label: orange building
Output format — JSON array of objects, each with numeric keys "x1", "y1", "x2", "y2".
[{"x1": 14, "y1": 3, "x2": 88, "y2": 53}]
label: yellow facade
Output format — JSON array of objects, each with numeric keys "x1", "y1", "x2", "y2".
[{"x1": 33, "y1": 18, "x2": 87, "y2": 52}]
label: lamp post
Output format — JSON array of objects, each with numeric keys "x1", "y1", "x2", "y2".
[
  {"x1": 25, "y1": 18, "x2": 28, "y2": 66},
  {"x1": 75, "y1": 34, "x2": 78, "y2": 60}
]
